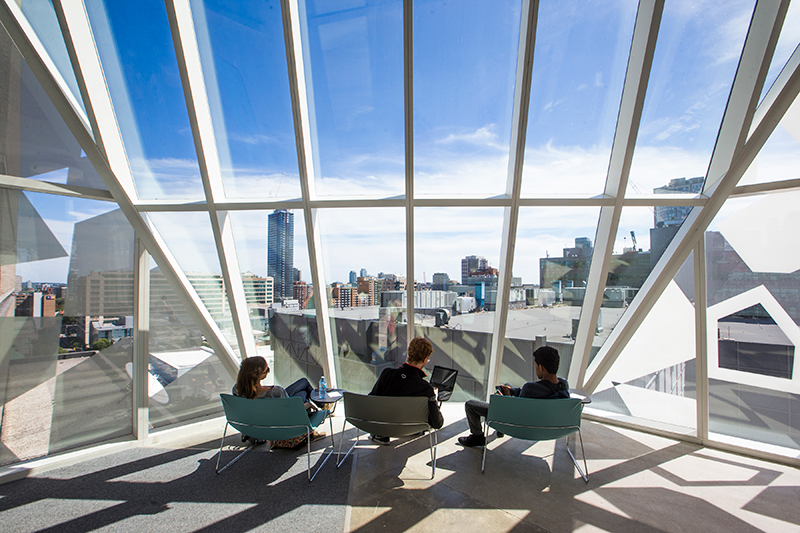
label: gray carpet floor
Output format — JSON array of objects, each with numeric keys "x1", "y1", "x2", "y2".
[{"x1": 0, "y1": 436, "x2": 349, "y2": 533}]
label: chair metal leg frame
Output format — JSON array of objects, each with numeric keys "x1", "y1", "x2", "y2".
[
  {"x1": 336, "y1": 419, "x2": 360, "y2": 468},
  {"x1": 565, "y1": 430, "x2": 589, "y2": 483},
  {"x1": 216, "y1": 423, "x2": 261, "y2": 474},
  {"x1": 307, "y1": 426, "x2": 336, "y2": 482},
  {"x1": 428, "y1": 429, "x2": 438, "y2": 479},
  {"x1": 481, "y1": 420, "x2": 489, "y2": 474}
]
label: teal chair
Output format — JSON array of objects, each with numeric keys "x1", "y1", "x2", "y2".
[
  {"x1": 216, "y1": 394, "x2": 334, "y2": 482},
  {"x1": 336, "y1": 392, "x2": 438, "y2": 478},
  {"x1": 482, "y1": 395, "x2": 588, "y2": 482}
]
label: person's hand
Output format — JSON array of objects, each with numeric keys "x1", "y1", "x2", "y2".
[
  {"x1": 498, "y1": 385, "x2": 511, "y2": 396},
  {"x1": 432, "y1": 387, "x2": 439, "y2": 397}
]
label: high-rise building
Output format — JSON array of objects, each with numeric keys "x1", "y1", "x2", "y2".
[
  {"x1": 461, "y1": 255, "x2": 488, "y2": 285},
  {"x1": 654, "y1": 177, "x2": 704, "y2": 227},
  {"x1": 293, "y1": 281, "x2": 313, "y2": 310},
  {"x1": 349, "y1": 271, "x2": 357, "y2": 284},
  {"x1": 360, "y1": 268, "x2": 368, "y2": 278},
  {"x1": 432, "y1": 272, "x2": 450, "y2": 291},
  {"x1": 268, "y1": 209, "x2": 294, "y2": 301}
]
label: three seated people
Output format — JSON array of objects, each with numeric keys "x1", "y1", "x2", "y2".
[
  {"x1": 458, "y1": 345, "x2": 569, "y2": 447},
  {"x1": 233, "y1": 340, "x2": 566, "y2": 450}
]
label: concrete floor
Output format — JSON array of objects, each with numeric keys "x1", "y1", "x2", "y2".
[{"x1": 343, "y1": 402, "x2": 800, "y2": 533}]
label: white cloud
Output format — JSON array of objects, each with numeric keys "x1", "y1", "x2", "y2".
[{"x1": 435, "y1": 125, "x2": 505, "y2": 150}]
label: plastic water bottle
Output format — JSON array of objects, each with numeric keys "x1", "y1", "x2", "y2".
[{"x1": 319, "y1": 375, "x2": 327, "y2": 400}]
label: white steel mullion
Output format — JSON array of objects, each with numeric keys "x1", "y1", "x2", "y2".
[
  {"x1": 569, "y1": 0, "x2": 663, "y2": 388},
  {"x1": 486, "y1": 0, "x2": 538, "y2": 400},
  {"x1": 694, "y1": 238, "x2": 708, "y2": 440},
  {"x1": 404, "y1": 0, "x2": 415, "y2": 345},
  {"x1": 0, "y1": 173, "x2": 114, "y2": 201},
  {"x1": 132, "y1": 236, "x2": 150, "y2": 440},
  {"x1": 165, "y1": 0, "x2": 256, "y2": 360},
  {"x1": 44, "y1": 0, "x2": 242, "y2": 380},
  {"x1": 583, "y1": 0, "x2": 792, "y2": 394},
  {"x1": 281, "y1": 0, "x2": 337, "y2": 386}
]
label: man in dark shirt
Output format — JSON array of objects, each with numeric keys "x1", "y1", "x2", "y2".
[
  {"x1": 369, "y1": 337, "x2": 445, "y2": 444},
  {"x1": 458, "y1": 346, "x2": 569, "y2": 447}
]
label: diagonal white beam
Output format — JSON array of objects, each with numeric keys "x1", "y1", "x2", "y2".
[
  {"x1": 0, "y1": 173, "x2": 114, "y2": 201},
  {"x1": 486, "y1": 0, "x2": 538, "y2": 400},
  {"x1": 281, "y1": 0, "x2": 337, "y2": 387},
  {"x1": 165, "y1": 0, "x2": 256, "y2": 360},
  {"x1": 583, "y1": 0, "x2": 793, "y2": 395},
  {"x1": 569, "y1": 0, "x2": 664, "y2": 388},
  {"x1": 23, "y1": 0, "x2": 242, "y2": 379}
]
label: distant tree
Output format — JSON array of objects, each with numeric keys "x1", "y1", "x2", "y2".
[
  {"x1": 71, "y1": 341, "x2": 83, "y2": 350},
  {"x1": 92, "y1": 338, "x2": 112, "y2": 351},
  {"x1": 55, "y1": 298, "x2": 65, "y2": 312},
  {"x1": 58, "y1": 347, "x2": 67, "y2": 355}
]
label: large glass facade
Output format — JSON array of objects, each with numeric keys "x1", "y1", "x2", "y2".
[{"x1": 1, "y1": 0, "x2": 798, "y2": 469}]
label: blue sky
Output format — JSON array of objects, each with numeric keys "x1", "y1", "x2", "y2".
[{"x1": 15, "y1": 0, "x2": 800, "y2": 287}]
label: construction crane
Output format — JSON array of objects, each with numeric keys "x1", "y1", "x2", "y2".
[{"x1": 630, "y1": 230, "x2": 637, "y2": 251}]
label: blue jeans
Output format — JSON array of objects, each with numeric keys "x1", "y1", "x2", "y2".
[{"x1": 284, "y1": 378, "x2": 314, "y2": 404}]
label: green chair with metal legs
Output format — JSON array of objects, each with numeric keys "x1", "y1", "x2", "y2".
[
  {"x1": 216, "y1": 394, "x2": 334, "y2": 482},
  {"x1": 482, "y1": 395, "x2": 589, "y2": 482}
]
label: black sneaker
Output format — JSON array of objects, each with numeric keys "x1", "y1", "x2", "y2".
[
  {"x1": 496, "y1": 431, "x2": 504, "y2": 438},
  {"x1": 457, "y1": 434, "x2": 486, "y2": 447},
  {"x1": 370, "y1": 434, "x2": 390, "y2": 445}
]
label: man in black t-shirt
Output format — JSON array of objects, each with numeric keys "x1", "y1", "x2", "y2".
[{"x1": 458, "y1": 346, "x2": 568, "y2": 447}]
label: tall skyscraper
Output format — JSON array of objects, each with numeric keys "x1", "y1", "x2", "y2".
[
  {"x1": 268, "y1": 209, "x2": 294, "y2": 301},
  {"x1": 653, "y1": 177, "x2": 704, "y2": 227},
  {"x1": 349, "y1": 271, "x2": 357, "y2": 284}
]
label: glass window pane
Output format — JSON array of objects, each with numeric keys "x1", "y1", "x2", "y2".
[
  {"x1": 299, "y1": 0, "x2": 405, "y2": 198},
  {"x1": 585, "y1": 253, "x2": 697, "y2": 435},
  {"x1": 414, "y1": 0, "x2": 522, "y2": 198},
  {"x1": 738, "y1": 92, "x2": 800, "y2": 188},
  {"x1": 148, "y1": 258, "x2": 234, "y2": 429},
  {"x1": 317, "y1": 207, "x2": 406, "y2": 394},
  {"x1": 0, "y1": 25, "x2": 105, "y2": 189},
  {"x1": 146, "y1": 212, "x2": 238, "y2": 351},
  {"x1": 191, "y1": 0, "x2": 301, "y2": 200},
  {"x1": 415, "y1": 207, "x2": 503, "y2": 400},
  {"x1": 228, "y1": 210, "x2": 311, "y2": 352},
  {"x1": 0, "y1": 191, "x2": 132, "y2": 465},
  {"x1": 20, "y1": 0, "x2": 89, "y2": 121},
  {"x1": 500, "y1": 207, "x2": 600, "y2": 388},
  {"x1": 626, "y1": 1, "x2": 753, "y2": 196},
  {"x1": 706, "y1": 193, "x2": 800, "y2": 454},
  {"x1": 85, "y1": 0, "x2": 204, "y2": 199},
  {"x1": 521, "y1": 0, "x2": 635, "y2": 197}
]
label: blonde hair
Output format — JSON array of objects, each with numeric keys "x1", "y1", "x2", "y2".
[
  {"x1": 236, "y1": 356, "x2": 267, "y2": 399},
  {"x1": 407, "y1": 337, "x2": 433, "y2": 365}
]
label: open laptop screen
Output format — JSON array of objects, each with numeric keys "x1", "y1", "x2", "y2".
[{"x1": 430, "y1": 365, "x2": 458, "y2": 401}]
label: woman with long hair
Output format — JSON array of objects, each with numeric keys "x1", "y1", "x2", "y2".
[{"x1": 232, "y1": 356, "x2": 322, "y2": 444}]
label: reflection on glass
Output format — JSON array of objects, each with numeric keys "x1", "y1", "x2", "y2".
[
  {"x1": 626, "y1": 1, "x2": 753, "y2": 196},
  {"x1": 706, "y1": 194, "x2": 800, "y2": 452},
  {"x1": 500, "y1": 207, "x2": 600, "y2": 386},
  {"x1": 0, "y1": 25, "x2": 105, "y2": 189},
  {"x1": 20, "y1": 0, "x2": 89, "y2": 120},
  {"x1": 522, "y1": 0, "x2": 635, "y2": 197},
  {"x1": 414, "y1": 0, "x2": 521, "y2": 198},
  {"x1": 595, "y1": 205, "x2": 693, "y2": 349},
  {"x1": 191, "y1": 0, "x2": 301, "y2": 200},
  {"x1": 146, "y1": 212, "x2": 237, "y2": 349},
  {"x1": 0, "y1": 191, "x2": 131, "y2": 465},
  {"x1": 738, "y1": 94, "x2": 800, "y2": 187},
  {"x1": 299, "y1": 0, "x2": 404, "y2": 198},
  {"x1": 85, "y1": 0, "x2": 204, "y2": 199},
  {"x1": 148, "y1": 262, "x2": 233, "y2": 428},
  {"x1": 586, "y1": 253, "x2": 696, "y2": 434}
]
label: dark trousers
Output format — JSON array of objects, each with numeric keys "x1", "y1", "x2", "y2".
[
  {"x1": 465, "y1": 399, "x2": 490, "y2": 436},
  {"x1": 285, "y1": 378, "x2": 314, "y2": 403}
]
